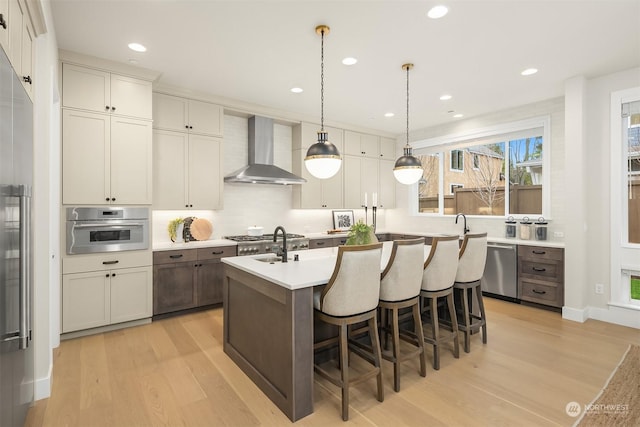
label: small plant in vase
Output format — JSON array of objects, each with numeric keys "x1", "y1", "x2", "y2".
[
  {"x1": 167, "y1": 217, "x2": 184, "y2": 242},
  {"x1": 345, "y1": 220, "x2": 378, "y2": 246}
]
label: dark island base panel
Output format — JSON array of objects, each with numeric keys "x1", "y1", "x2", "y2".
[{"x1": 223, "y1": 265, "x2": 314, "y2": 422}]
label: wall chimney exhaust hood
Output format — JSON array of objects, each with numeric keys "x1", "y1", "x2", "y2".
[{"x1": 224, "y1": 116, "x2": 306, "y2": 185}]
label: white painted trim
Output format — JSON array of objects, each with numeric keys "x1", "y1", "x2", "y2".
[
  {"x1": 34, "y1": 363, "x2": 52, "y2": 400},
  {"x1": 562, "y1": 306, "x2": 588, "y2": 323},
  {"x1": 588, "y1": 305, "x2": 640, "y2": 329}
]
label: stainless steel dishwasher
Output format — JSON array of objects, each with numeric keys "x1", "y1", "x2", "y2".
[{"x1": 481, "y1": 242, "x2": 518, "y2": 301}]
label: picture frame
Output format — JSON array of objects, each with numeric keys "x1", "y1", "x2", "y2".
[{"x1": 332, "y1": 210, "x2": 355, "y2": 231}]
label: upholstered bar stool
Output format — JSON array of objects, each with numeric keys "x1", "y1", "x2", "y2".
[
  {"x1": 378, "y1": 238, "x2": 427, "y2": 392},
  {"x1": 420, "y1": 235, "x2": 460, "y2": 370},
  {"x1": 454, "y1": 232, "x2": 488, "y2": 353},
  {"x1": 313, "y1": 243, "x2": 384, "y2": 421}
]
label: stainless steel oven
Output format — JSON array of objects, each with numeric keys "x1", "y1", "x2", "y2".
[{"x1": 66, "y1": 207, "x2": 149, "y2": 255}]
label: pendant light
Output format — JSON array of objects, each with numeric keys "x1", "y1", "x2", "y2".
[
  {"x1": 393, "y1": 63, "x2": 424, "y2": 185},
  {"x1": 305, "y1": 25, "x2": 342, "y2": 179}
]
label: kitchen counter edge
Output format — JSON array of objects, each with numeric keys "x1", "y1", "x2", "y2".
[{"x1": 153, "y1": 239, "x2": 238, "y2": 252}]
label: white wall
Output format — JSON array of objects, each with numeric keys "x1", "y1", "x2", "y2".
[{"x1": 32, "y1": 0, "x2": 60, "y2": 400}]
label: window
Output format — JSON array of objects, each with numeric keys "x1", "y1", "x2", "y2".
[
  {"x1": 450, "y1": 150, "x2": 464, "y2": 171},
  {"x1": 625, "y1": 101, "x2": 640, "y2": 243},
  {"x1": 412, "y1": 116, "x2": 549, "y2": 217}
]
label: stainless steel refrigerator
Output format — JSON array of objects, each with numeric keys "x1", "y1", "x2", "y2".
[{"x1": 0, "y1": 46, "x2": 34, "y2": 427}]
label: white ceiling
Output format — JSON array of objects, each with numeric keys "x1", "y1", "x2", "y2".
[{"x1": 49, "y1": 0, "x2": 640, "y2": 136}]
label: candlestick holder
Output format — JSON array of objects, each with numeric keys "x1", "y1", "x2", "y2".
[
  {"x1": 362, "y1": 205, "x2": 368, "y2": 226},
  {"x1": 372, "y1": 206, "x2": 377, "y2": 233}
]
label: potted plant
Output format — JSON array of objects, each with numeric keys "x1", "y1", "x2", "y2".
[
  {"x1": 345, "y1": 220, "x2": 378, "y2": 246},
  {"x1": 167, "y1": 217, "x2": 184, "y2": 242}
]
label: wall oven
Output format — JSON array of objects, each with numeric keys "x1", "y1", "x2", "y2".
[{"x1": 66, "y1": 207, "x2": 149, "y2": 255}]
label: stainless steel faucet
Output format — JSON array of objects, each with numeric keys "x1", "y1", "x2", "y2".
[
  {"x1": 455, "y1": 213, "x2": 469, "y2": 234},
  {"x1": 273, "y1": 226, "x2": 288, "y2": 262}
]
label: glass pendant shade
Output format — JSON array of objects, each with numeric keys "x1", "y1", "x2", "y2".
[
  {"x1": 305, "y1": 131, "x2": 341, "y2": 179},
  {"x1": 393, "y1": 146, "x2": 423, "y2": 185}
]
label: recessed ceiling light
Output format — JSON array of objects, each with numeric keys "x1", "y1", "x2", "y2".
[
  {"x1": 384, "y1": 112, "x2": 395, "y2": 118},
  {"x1": 128, "y1": 42, "x2": 147, "y2": 52},
  {"x1": 427, "y1": 5, "x2": 449, "y2": 19},
  {"x1": 440, "y1": 94, "x2": 452, "y2": 101},
  {"x1": 290, "y1": 87, "x2": 303, "y2": 93},
  {"x1": 342, "y1": 57, "x2": 358, "y2": 65},
  {"x1": 521, "y1": 68, "x2": 538, "y2": 76},
  {"x1": 453, "y1": 113, "x2": 464, "y2": 118}
]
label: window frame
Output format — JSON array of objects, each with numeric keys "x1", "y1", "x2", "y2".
[
  {"x1": 450, "y1": 149, "x2": 464, "y2": 172},
  {"x1": 409, "y1": 115, "x2": 551, "y2": 218}
]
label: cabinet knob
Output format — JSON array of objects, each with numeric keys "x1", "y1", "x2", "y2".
[
  {"x1": 111, "y1": 198, "x2": 116, "y2": 201},
  {"x1": 185, "y1": 125, "x2": 189, "y2": 129},
  {"x1": 189, "y1": 126, "x2": 193, "y2": 129},
  {"x1": 0, "y1": 14, "x2": 6, "y2": 29},
  {"x1": 23, "y1": 76, "x2": 32, "y2": 84},
  {"x1": 189, "y1": 204, "x2": 193, "y2": 207},
  {"x1": 111, "y1": 106, "x2": 116, "y2": 111},
  {"x1": 105, "y1": 106, "x2": 110, "y2": 111},
  {"x1": 106, "y1": 197, "x2": 110, "y2": 201},
  {"x1": 105, "y1": 273, "x2": 109, "y2": 278},
  {"x1": 112, "y1": 273, "x2": 116, "y2": 277}
]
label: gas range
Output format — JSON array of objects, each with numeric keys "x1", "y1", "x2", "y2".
[{"x1": 224, "y1": 233, "x2": 310, "y2": 256}]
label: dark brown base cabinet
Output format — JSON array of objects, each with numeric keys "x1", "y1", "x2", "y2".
[
  {"x1": 517, "y1": 245, "x2": 564, "y2": 308},
  {"x1": 153, "y1": 246, "x2": 235, "y2": 315}
]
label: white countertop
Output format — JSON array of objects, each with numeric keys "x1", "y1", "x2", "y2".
[
  {"x1": 153, "y1": 239, "x2": 238, "y2": 252},
  {"x1": 222, "y1": 241, "x2": 431, "y2": 291}
]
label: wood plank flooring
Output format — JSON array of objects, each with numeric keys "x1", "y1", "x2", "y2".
[{"x1": 25, "y1": 299, "x2": 640, "y2": 426}]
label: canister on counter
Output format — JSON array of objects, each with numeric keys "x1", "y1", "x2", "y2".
[
  {"x1": 535, "y1": 217, "x2": 548, "y2": 240},
  {"x1": 519, "y1": 216, "x2": 533, "y2": 240},
  {"x1": 505, "y1": 216, "x2": 517, "y2": 238}
]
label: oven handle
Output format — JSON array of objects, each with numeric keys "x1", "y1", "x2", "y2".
[{"x1": 73, "y1": 223, "x2": 145, "y2": 228}]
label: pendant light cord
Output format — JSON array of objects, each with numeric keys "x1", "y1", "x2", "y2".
[
  {"x1": 320, "y1": 28, "x2": 325, "y2": 132},
  {"x1": 406, "y1": 64, "x2": 410, "y2": 147}
]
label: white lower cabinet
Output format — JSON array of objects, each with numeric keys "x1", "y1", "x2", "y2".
[{"x1": 62, "y1": 253, "x2": 152, "y2": 333}]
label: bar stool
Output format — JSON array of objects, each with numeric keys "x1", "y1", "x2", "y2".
[
  {"x1": 313, "y1": 243, "x2": 384, "y2": 421},
  {"x1": 454, "y1": 232, "x2": 488, "y2": 353},
  {"x1": 378, "y1": 238, "x2": 427, "y2": 392},
  {"x1": 420, "y1": 235, "x2": 460, "y2": 370}
]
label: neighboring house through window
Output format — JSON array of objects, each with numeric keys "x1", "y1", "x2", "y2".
[{"x1": 450, "y1": 149, "x2": 464, "y2": 171}]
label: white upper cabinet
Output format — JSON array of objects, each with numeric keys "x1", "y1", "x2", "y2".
[
  {"x1": 0, "y1": 0, "x2": 8, "y2": 53},
  {"x1": 7, "y1": 0, "x2": 21, "y2": 72},
  {"x1": 344, "y1": 130, "x2": 379, "y2": 158},
  {"x1": 379, "y1": 137, "x2": 396, "y2": 160},
  {"x1": 378, "y1": 159, "x2": 396, "y2": 209},
  {"x1": 19, "y1": 10, "x2": 32, "y2": 97},
  {"x1": 153, "y1": 93, "x2": 223, "y2": 137},
  {"x1": 62, "y1": 63, "x2": 153, "y2": 120}
]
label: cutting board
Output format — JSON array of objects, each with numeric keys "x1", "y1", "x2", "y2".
[{"x1": 190, "y1": 218, "x2": 213, "y2": 241}]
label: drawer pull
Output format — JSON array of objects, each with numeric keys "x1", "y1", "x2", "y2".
[
  {"x1": 532, "y1": 267, "x2": 546, "y2": 272},
  {"x1": 316, "y1": 242, "x2": 325, "y2": 246},
  {"x1": 169, "y1": 254, "x2": 183, "y2": 259},
  {"x1": 532, "y1": 289, "x2": 547, "y2": 295},
  {"x1": 212, "y1": 250, "x2": 224, "y2": 255},
  {"x1": 102, "y1": 260, "x2": 119, "y2": 265},
  {"x1": 532, "y1": 250, "x2": 546, "y2": 255}
]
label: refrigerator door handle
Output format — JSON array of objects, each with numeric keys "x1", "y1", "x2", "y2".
[{"x1": 18, "y1": 185, "x2": 31, "y2": 350}]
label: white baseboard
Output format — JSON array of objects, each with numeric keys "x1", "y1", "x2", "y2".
[
  {"x1": 588, "y1": 305, "x2": 640, "y2": 329},
  {"x1": 562, "y1": 306, "x2": 589, "y2": 323},
  {"x1": 34, "y1": 362, "x2": 52, "y2": 400}
]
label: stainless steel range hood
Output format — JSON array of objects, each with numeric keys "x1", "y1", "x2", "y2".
[{"x1": 224, "y1": 116, "x2": 306, "y2": 185}]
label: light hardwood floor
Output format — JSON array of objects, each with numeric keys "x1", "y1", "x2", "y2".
[{"x1": 25, "y1": 298, "x2": 640, "y2": 426}]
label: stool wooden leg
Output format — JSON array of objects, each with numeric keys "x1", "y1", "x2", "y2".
[
  {"x1": 391, "y1": 307, "x2": 401, "y2": 392},
  {"x1": 429, "y1": 296, "x2": 440, "y2": 370},
  {"x1": 461, "y1": 287, "x2": 471, "y2": 353},
  {"x1": 446, "y1": 292, "x2": 460, "y2": 358},
  {"x1": 368, "y1": 316, "x2": 384, "y2": 403},
  {"x1": 475, "y1": 284, "x2": 488, "y2": 344},
  {"x1": 339, "y1": 323, "x2": 350, "y2": 421},
  {"x1": 412, "y1": 302, "x2": 427, "y2": 377}
]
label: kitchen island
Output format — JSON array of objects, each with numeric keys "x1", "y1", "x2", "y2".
[{"x1": 221, "y1": 243, "x2": 427, "y2": 421}]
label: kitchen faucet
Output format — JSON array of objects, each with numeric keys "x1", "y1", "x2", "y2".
[
  {"x1": 455, "y1": 213, "x2": 470, "y2": 234},
  {"x1": 273, "y1": 226, "x2": 288, "y2": 263}
]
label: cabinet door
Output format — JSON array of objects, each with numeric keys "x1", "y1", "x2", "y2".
[
  {"x1": 362, "y1": 157, "x2": 378, "y2": 200},
  {"x1": 153, "y1": 262, "x2": 197, "y2": 315},
  {"x1": 0, "y1": 0, "x2": 8, "y2": 53},
  {"x1": 62, "y1": 109, "x2": 110, "y2": 204},
  {"x1": 378, "y1": 159, "x2": 396, "y2": 209},
  {"x1": 379, "y1": 137, "x2": 396, "y2": 160},
  {"x1": 110, "y1": 116, "x2": 152, "y2": 204},
  {"x1": 344, "y1": 130, "x2": 362, "y2": 156},
  {"x1": 153, "y1": 129, "x2": 188, "y2": 209},
  {"x1": 188, "y1": 134, "x2": 222, "y2": 209},
  {"x1": 19, "y1": 16, "x2": 32, "y2": 98},
  {"x1": 322, "y1": 171, "x2": 344, "y2": 209},
  {"x1": 110, "y1": 266, "x2": 152, "y2": 324},
  {"x1": 196, "y1": 259, "x2": 223, "y2": 306},
  {"x1": 361, "y1": 134, "x2": 379, "y2": 158},
  {"x1": 6, "y1": 0, "x2": 21, "y2": 74},
  {"x1": 62, "y1": 271, "x2": 110, "y2": 333},
  {"x1": 344, "y1": 131, "x2": 379, "y2": 157},
  {"x1": 110, "y1": 74, "x2": 152, "y2": 119},
  {"x1": 343, "y1": 155, "x2": 362, "y2": 209},
  {"x1": 62, "y1": 63, "x2": 110, "y2": 113},
  {"x1": 188, "y1": 99, "x2": 223, "y2": 137},
  {"x1": 153, "y1": 93, "x2": 189, "y2": 132}
]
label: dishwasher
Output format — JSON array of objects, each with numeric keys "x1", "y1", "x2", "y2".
[{"x1": 481, "y1": 242, "x2": 518, "y2": 302}]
